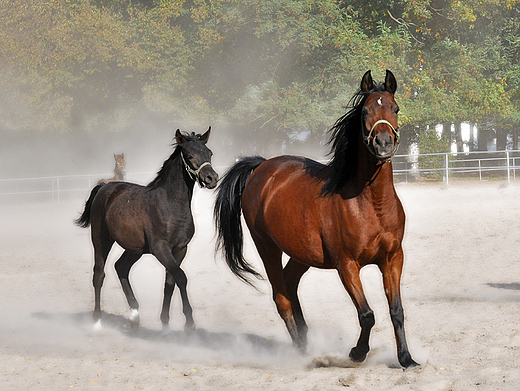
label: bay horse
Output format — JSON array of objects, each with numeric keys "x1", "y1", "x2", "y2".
[
  {"x1": 214, "y1": 70, "x2": 418, "y2": 368},
  {"x1": 77, "y1": 128, "x2": 218, "y2": 332},
  {"x1": 97, "y1": 153, "x2": 126, "y2": 185}
]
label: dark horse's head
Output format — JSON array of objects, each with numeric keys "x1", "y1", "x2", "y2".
[
  {"x1": 176, "y1": 127, "x2": 219, "y2": 189},
  {"x1": 360, "y1": 70, "x2": 400, "y2": 161}
]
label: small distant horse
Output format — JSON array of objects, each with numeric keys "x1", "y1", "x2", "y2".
[
  {"x1": 77, "y1": 128, "x2": 218, "y2": 331},
  {"x1": 97, "y1": 153, "x2": 126, "y2": 185},
  {"x1": 214, "y1": 70, "x2": 418, "y2": 368}
]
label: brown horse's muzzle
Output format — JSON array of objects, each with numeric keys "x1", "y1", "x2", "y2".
[{"x1": 364, "y1": 119, "x2": 400, "y2": 162}]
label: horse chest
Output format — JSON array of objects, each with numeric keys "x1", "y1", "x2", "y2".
[{"x1": 324, "y1": 198, "x2": 402, "y2": 264}]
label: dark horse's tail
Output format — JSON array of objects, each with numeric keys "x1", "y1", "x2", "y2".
[
  {"x1": 214, "y1": 156, "x2": 266, "y2": 285},
  {"x1": 75, "y1": 184, "x2": 103, "y2": 228}
]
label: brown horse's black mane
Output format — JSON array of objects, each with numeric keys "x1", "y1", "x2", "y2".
[
  {"x1": 320, "y1": 82, "x2": 387, "y2": 195},
  {"x1": 147, "y1": 132, "x2": 201, "y2": 190}
]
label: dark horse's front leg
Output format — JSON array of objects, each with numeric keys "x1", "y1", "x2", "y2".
[
  {"x1": 380, "y1": 248, "x2": 419, "y2": 369},
  {"x1": 155, "y1": 244, "x2": 195, "y2": 334}
]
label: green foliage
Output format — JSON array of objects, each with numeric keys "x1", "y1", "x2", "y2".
[
  {"x1": 0, "y1": 0, "x2": 518, "y2": 158},
  {"x1": 417, "y1": 128, "x2": 451, "y2": 179}
]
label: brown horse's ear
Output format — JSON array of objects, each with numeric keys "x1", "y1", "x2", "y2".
[
  {"x1": 384, "y1": 70, "x2": 397, "y2": 94},
  {"x1": 200, "y1": 126, "x2": 211, "y2": 144},
  {"x1": 360, "y1": 70, "x2": 374, "y2": 92},
  {"x1": 175, "y1": 129, "x2": 186, "y2": 145}
]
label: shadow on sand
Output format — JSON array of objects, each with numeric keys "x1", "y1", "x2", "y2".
[
  {"x1": 32, "y1": 310, "x2": 292, "y2": 357},
  {"x1": 31, "y1": 311, "x2": 403, "y2": 368},
  {"x1": 486, "y1": 282, "x2": 520, "y2": 291}
]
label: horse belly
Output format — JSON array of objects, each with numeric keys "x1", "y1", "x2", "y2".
[
  {"x1": 244, "y1": 168, "x2": 326, "y2": 267},
  {"x1": 105, "y1": 199, "x2": 147, "y2": 252}
]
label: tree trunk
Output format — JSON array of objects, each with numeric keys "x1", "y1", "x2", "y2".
[
  {"x1": 496, "y1": 128, "x2": 507, "y2": 151},
  {"x1": 454, "y1": 123, "x2": 464, "y2": 153},
  {"x1": 469, "y1": 123, "x2": 475, "y2": 152}
]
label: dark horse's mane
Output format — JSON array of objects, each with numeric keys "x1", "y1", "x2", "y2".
[
  {"x1": 147, "y1": 132, "x2": 200, "y2": 190},
  {"x1": 320, "y1": 81, "x2": 387, "y2": 195}
]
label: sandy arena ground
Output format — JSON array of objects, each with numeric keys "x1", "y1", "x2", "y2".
[{"x1": 0, "y1": 180, "x2": 519, "y2": 390}]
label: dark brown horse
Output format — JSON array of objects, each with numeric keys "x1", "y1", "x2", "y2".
[
  {"x1": 97, "y1": 153, "x2": 126, "y2": 185},
  {"x1": 214, "y1": 70, "x2": 418, "y2": 368},
  {"x1": 77, "y1": 128, "x2": 218, "y2": 332}
]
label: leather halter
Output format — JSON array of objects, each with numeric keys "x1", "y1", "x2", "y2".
[
  {"x1": 181, "y1": 152, "x2": 213, "y2": 188},
  {"x1": 362, "y1": 119, "x2": 401, "y2": 162}
]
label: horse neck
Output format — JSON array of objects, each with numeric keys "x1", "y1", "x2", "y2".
[
  {"x1": 162, "y1": 154, "x2": 195, "y2": 201},
  {"x1": 350, "y1": 137, "x2": 396, "y2": 199},
  {"x1": 113, "y1": 167, "x2": 124, "y2": 180}
]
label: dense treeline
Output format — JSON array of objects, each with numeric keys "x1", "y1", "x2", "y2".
[{"x1": 0, "y1": 0, "x2": 519, "y2": 159}]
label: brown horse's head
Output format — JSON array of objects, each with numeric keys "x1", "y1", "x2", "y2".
[
  {"x1": 113, "y1": 153, "x2": 126, "y2": 174},
  {"x1": 360, "y1": 70, "x2": 400, "y2": 161}
]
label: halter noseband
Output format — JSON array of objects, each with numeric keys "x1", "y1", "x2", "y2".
[
  {"x1": 181, "y1": 152, "x2": 213, "y2": 188},
  {"x1": 362, "y1": 119, "x2": 401, "y2": 162}
]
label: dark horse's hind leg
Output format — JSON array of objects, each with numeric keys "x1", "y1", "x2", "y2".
[
  {"x1": 92, "y1": 228, "x2": 115, "y2": 327},
  {"x1": 154, "y1": 243, "x2": 195, "y2": 333},
  {"x1": 114, "y1": 250, "x2": 142, "y2": 328},
  {"x1": 160, "y1": 247, "x2": 193, "y2": 333},
  {"x1": 283, "y1": 258, "x2": 310, "y2": 349},
  {"x1": 338, "y1": 259, "x2": 375, "y2": 363}
]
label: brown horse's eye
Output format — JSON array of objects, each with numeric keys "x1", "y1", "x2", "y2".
[
  {"x1": 362, "y1": 108, "x2": 368, "y2": 117},
  {"x1": 394, "y1": 107, "x2": 400, "y2": 114}
]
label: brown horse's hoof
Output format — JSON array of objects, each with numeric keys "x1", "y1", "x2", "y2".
[
  {"x1": 349, "y1": 347, "x2": 368, "y2": 363},
  {"x1": 400, "y1": 356, "x2": 420, "y2": 370}
]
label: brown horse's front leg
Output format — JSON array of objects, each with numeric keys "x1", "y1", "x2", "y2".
[
  {"x1": 380, "y1": 248, "x2": 419, "y2": 369},
  {"x1": 338, "y1": 260, "x2": 375, "y2": 363}
]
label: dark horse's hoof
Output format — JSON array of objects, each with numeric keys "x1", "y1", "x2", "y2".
[
  {"x1": 349, "y1": 347, "x2": 368, "y2": 363},
  {"x1": 184, "y1": 322, "x2": 196, "y2": 334}
]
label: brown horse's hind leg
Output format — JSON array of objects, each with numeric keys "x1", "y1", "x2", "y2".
[
  {"x1": 283, "y1": 259, "x2": 310, "y2": 348},
  {"x1": 253, "y1": 238, "x2": 304, "y2": 350},
  {"x1": 114, "y1": 250, "x2": 142, "y2": 328},
  {"x1": 337, "y1": 260, "x2": 375, "y2": 363},
  {"x1": 379, "y1": 249, "x2": 419, "y2": 368}
]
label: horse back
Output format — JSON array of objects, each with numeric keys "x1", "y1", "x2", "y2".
[
  {"x1": 241, "y1": 155, "x2": 404, "y2": 268},
  {"x1": 90, "y1": 182, "x2": 194, "y2": 254}
]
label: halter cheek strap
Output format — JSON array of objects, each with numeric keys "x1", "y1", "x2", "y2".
[
  {"x1": 181, "y1": 152, "x2": 213, "y2": 187},
  {"x1": 363, "y1": 119, "x2": 401, "y2": 162}
]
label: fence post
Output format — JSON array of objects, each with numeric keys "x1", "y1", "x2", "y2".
[
  {"x1": 506, "y1": 150, "x2": 511, "y2": 183},
  {"x1": 57, "y1": 176, "x2": 61, "y2": 202},
  {"x1": 445, "y1": 153, "x2": 449, "y2": 185}
]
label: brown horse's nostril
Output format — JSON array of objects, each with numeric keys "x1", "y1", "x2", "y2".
[{"x1": 375, "y1": 133, "x2": 393, "y2": 149}]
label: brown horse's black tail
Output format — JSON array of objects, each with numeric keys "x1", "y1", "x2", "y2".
[
  {"x1": 214, "y1": 156, "x2": 265, "y2": 285},
  {"x1": 75, "y1": 184, "x2": 103, "y2": 228}
]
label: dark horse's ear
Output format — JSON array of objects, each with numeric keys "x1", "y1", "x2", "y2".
[
  {"x1": 175, "y1": 129, "x2": 186, "y2": 145},
  {"x1": 384, "y1": 70, "x2": 397, "y2": 94},
  {"x1": 360, "y1": 70, "x2": 374, "y2": 92},
  {"x1": 199, "y1": 126, "x2": 211, "y2": 144}
]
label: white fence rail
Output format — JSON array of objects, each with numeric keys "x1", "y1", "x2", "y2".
[{"x1": 1, "y1": 150, "x2": 519, "y2": 202}]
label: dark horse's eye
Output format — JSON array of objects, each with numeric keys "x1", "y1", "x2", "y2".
[
  {"x1": 394, "y1": 106, "x2": 400, "y2": 114},
  {"x1": 362, "y1": 108, "x2": 368, "y2": 117}
]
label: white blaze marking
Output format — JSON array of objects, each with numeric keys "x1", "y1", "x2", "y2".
[{"x1": 377, "y1": 97, "x2": 383, "y2": 106}]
